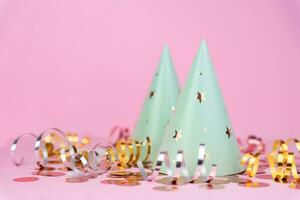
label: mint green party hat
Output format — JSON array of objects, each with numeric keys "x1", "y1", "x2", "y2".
[
  {"x1": 132, "y1": 46, "x2": 180, "y2": 162},
  {"x1": 159, "y1": 40, "x2": 244, "y2": 176}
]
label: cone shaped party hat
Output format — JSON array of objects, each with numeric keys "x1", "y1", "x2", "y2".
[
  {"x1": 132, "y1": 46, "x2": 180, "y2": 161},
  {"x1": 159, "y1": 40, "x2": 244, "y2": 176}
]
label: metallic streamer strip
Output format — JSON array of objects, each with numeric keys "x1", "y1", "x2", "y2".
[
  {"x1": 34, "y1": 128, "x2": 75, "y2": 168},
  {"x1": 126, "y1": 139, "x2": 135, "y2": 164},
  {"x1": 106, "y1": 146, "x2": 118, "y2": 163},
  {"x1": 193, "y1": 144, "x2": 206, "y2": 180},
  {"x1": 141, "y1": 137, "x2": 151, "y2": 162},
  {"x1": 241, "y1": 153, "x2": 260, "y2": 177},
  {"x1": 10, "y1": 133, "x2": 37, "y2": 166},
  {"x1": 89, "y1": 143, "x2": 113, "y2": 173},
  {"x1": 130, "y1": 140, "x2": 141, "y2": 164},
  {"x1": 174, "y1": 150, "x2": 189, "y2": 178},
  {"x1": 206, "y1": 164, "x2": 218, "y2": 182},
  {"x1": 148, "y1": 151, "x2": 172, "y2": 181},
  {"x1": 109, "y1": 137, "x2": 149, "y2": 167},
  {"x1": 286, "y1": 138, "x2": 300, "y2": 153},
  {"x1": 88, "y1": 150, "x2": 100, "y2": 171},
  {"x1": 115, "y1": 139, "x2": 133, "y2": 167},
  {"x1": 68, "y1": 153, "x2": 89, "y2": 176},
  {"x1": 137, "y1": 161, "x2": 148, "y2": 180},
  {"x1": 193, "y1": 144, "x2": 218, "y2": 182},
  {"x1": 241, "y1": 138, "x2": 300, "y2": 183}
]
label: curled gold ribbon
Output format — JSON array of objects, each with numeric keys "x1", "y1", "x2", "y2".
[
  {"x1": 240, "y1": 153, "x2": 260, "y2": 177},
  {"x1": 141, "y1": 137, "x2": 151, "y2": 162},
  {"x1": 241, "y1": 138, "x2": 300, "y2": 185},
  {"x1": 105, "y1": 137, "x2": 151, "y2": 168},
  {"x1": 12, "y1": 128, "x2": 150, "y2": 173}
]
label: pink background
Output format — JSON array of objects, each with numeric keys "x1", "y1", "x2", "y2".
[{"x1": 1, "y1": 0, "x2": 300, "y2": 148}]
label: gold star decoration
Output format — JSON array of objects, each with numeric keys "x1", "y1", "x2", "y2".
[
  {"x1": 172, "y1": 130, "x2": 182, "y2": 142},
  {"x1": 226, "y1": 127, "x2": 231, "y2": 138},
  {"x1": 149, "y1": 90, "x2": 155, "y2": 99},
  {"x1": 196, "y1": 92, "x2": 206, "y2": 103},
  {"x1": 205, "y1": 152, "x2": 211, "y2": 160}
]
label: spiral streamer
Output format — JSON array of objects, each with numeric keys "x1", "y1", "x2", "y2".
[
  {"x1": 10, "y1": 128, "x2": 152, "y2": 177},
  {"x1": 241, "y1": 138, "x2": 300, "y2": 188},
  {"x1": 140, "y1": 144, "x2": 218, "y2": 182}
]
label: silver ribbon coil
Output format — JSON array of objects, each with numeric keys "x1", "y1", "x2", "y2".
[
  {"x1": 137, "y1": 161, "x2": 148, "y2": 180},
  {"x1": 138, "y1": 144, "x2": 218, "y2": 182},
  {"x1": 175, "y1": 150, "x2": 189, "y2": 178},
  {"x1": 34, "y1": 128, "x2": 75, "y2": 168},
  {"x1": 10, "y1": 133, "x2": 37, "y2": 166},
  {"x1": 147, "y1": 151, "x2": 173, "y2": 181},
  {"x1": 193, "y1": 144, "x2": 206, "y2": 179},
  {"x1": 193, "y1": 144, "x2": 218, "y2": 182}
]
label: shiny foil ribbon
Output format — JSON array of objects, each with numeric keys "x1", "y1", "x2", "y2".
[
  {"x1": 11, "y1": 128, "x2": 151, "y2": 177},
  {"x1": 147, "y1": 151, "x2": 173, "y2": 181},
  {"x1": 142, "y1": 144, "x2": 217, "y2": 182},
  {"x1": 193, "y1": 144, "x2": 218, "y2": 182},
  {"x1": 111, "y1": 137, "x2": 151, "y2": 168},
  {"x1": 241, "y1": 138, "x2": 300, "y2": 187},
  {"x1": 11, "y1": 133, "x2": 37, "y2": 166}
]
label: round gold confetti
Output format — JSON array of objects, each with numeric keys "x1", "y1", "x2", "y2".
[
  {"x1": 125, "y1": 176, "x2": 144, "y2": 182},
  {"x1": 115, "y1": 180, "x2": 141, "y2": 186},
  {"x1": 156, "y1": 177, "x2": 187, "y2": 186},
  {"x1": 57, "y1": 167, "x2": 72, "y2": 171},
  {"x1": 107, "y1": 174, "x2": 126, "y2": 179},
  {"x1": 208, "y1": 178, "x2": 230, "y2": 185},
  {"x1": 153, "y1": 186, "x2": 178, "y2": 192},
  {"x1": 189, "y1": 178, "x2": 207, "y2": 184},
  {"x1": 238, "y1": 181, "x2": 270, "y2": 188},
  {"x1": 32, "y1": 171, "x2": 65, "y2": 177},
  {"x1": 225, "y1": 175, "x2": 252, "y2": 183},
  {"x1": 199, "y1": 184, "x2": 225, "y2": 190},
  {"x1": 47, "y1": 160, "x2": 62, "y2": 164},
  {"x1": 132, "y1": 171, "x2": 153, "y2": 177},
  {"x1": 35, "y1": 166, "x2": 56, "y2": 171},
  {"x1": 110, "y1": 171, "x2": 133, "y2": 177},
  {"x1": 101, "y1": 179, "x2": 126, "y2": 184},
  {"x1": 13, "y1": 177, "x2": 39, "y2": 182},
  {"x1": 65, "y1": 176, "x2": 89, "y2": 183}
]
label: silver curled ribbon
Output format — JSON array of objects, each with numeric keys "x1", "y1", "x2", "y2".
[
  {"x1": 34, "y1": 128, "x2": 76, "y2": 169},
  {"x1": 139, "y1": 144, "x2": 218, "y2": 182},
  {"x1": 10, "y1": 133, "x2": 37, "y2": 166},
  {"x1": 146, "y1": 151, "x2": 173, "y2": 181},
  {"x1": 193, "y1": 144, "x2": 206, "y2": 179},
  {"x1": 68, "y1": 153, "x2": 89, "y2": 176},
  {"x1": 174, "y1": 150, "x2": 189, "y2": 179},
  {"x1": 193, "y1": 144, "x2": 218, "y2": 182}
]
